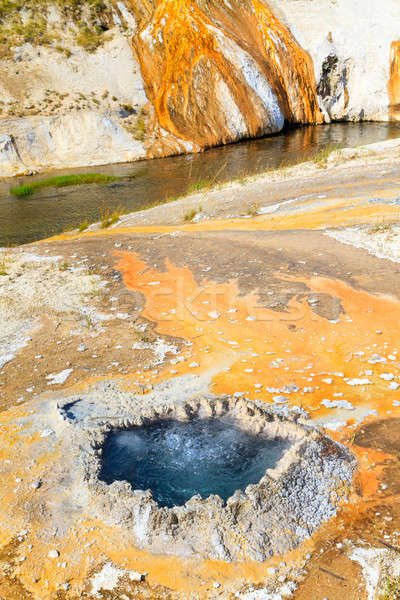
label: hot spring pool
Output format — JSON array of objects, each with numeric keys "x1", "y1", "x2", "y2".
[{"x1": 99, "y1": 418, "x2": 291, "y2": 507}]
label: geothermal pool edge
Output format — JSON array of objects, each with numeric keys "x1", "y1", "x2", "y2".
[{"x1": 56, "y1": 389, "x2": 356, "y2": 563}]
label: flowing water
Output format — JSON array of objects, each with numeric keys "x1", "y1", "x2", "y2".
[
  {"x1": 1, "y1": 122, "x2": 400, "y2": 246},
  {"x1": 99, "y1": 418, "x2": 291, "y2": 507}
]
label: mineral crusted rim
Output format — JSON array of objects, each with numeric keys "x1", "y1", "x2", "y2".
[{"x1": 57, "y1": 394, "x2": 357, "y2": 562}]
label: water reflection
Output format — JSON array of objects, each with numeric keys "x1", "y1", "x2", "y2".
[{"x1": 0, "y1": 122, "x2": 399, "y2": 246}]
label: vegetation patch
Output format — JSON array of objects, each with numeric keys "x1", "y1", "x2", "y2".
[
  {"x1": 0, "y1": 0, "x2": 113, "y2": 57},
  {"x1": 379, "y1": 576, "x2": 400, "y2": 599},
  {"x1": 184, "y1": 208, "x2": 198, "y2": 222},
  {"x1": 312, "y1": 144, "x2": 344, "y2": 167},
  {"x1": 100, "y1": 206, "x2": 126, "y2": 228},
  {"x1": 10, "y1": 173, "x2": 116, "y2": 197}
]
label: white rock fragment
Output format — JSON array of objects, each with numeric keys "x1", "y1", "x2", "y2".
[
  {"x1": 346, "y1": 378, "x2": 373, "y2": 386},
  {"x1": 90, "y1": 563, "x2": 144, "y2": 596},
  {"x1": 380, "y1": 373, "x2": 394, "y2": 381},
  {"x1": 208, "y1": 311, "x2": 221, "y2": 319},
  {"x1": 39, "y1": 429, "x2": 54, "y2": 438},
  {"x1": 48, "y1": 550, "x2": 60, "y2": 559},
  {"x1": 321, "y1": 399, "x2": 354, "y2": 410},
  {"x1": 46, "y1": 368, "x2": 73, "y2": 385}
]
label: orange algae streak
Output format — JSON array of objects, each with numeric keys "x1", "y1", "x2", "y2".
[
  {"x1": 117, "y1": 253, "x2": 400, "y2": 429},
  {"x1": 132, "y1": 0, "x2": 322, "y2": 155},
  {"x1": 389, "y1": 41, "x2": 400, "y2": 121},
  {"x1": 250, "y1": 0, "x2": 322, "y2": 124}
]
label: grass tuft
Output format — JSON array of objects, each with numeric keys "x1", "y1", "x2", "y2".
[
  {"x1": 10, "y1": 173, "x2": 116, "y2": 197},
  {"x1": 187, "y1": 180, "x2": 211, "y2": 195},
  {"x1": 379, "y1": 576, "x2": 400, "y2": 599},
  {"x1": 312, "y1": 144, "x2": 344, "y2": 167},
  {"x1": 78, "y1": 220, "x2": 89, "y2": 232},
  {"x1": 368, "y1": 222, "x2": 393, "y2": 234},
  {"x1": 184, "y1": 208, "x2": 197, "y2": 222},
  {"x1": 100, "y1": 206, "x2": 125, "y2": 228}
]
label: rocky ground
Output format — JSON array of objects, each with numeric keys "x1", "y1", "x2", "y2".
[{"x1": 2, "y1": 145, "x2": 400, "y2": 599}]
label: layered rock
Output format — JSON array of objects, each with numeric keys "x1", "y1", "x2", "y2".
[
  {"x1": 132, "y1": 0, "x2": 323, "y2": 157},
  {"x1": 269, "y1": 0, "x2": 400, "y2": 122},
  {"x1": 0, "y1": 0, "x2": 399, "y2": 175}
]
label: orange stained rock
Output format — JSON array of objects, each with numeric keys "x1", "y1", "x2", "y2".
[
  {"x1": 389, "y1": 41, "x2": 400, "y2": 121},
  {"x1": 132, "y1": 0, "x2": 322, "y2": 155},
  {"x1": 117, "y1": 252, "x2": 400, "y2": 429},
  {"x1": 48, "y1": 185, "x2": 400, "y2": 244}
]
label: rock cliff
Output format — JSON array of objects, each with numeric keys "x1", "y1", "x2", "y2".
[{"x1": 0, "y1": 0, "x2": 399, "y2": 175}]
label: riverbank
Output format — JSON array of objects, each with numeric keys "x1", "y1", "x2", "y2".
[
  {"x1": 56, "y1": 135, "x2": 400, "y2": 237},
  {"x1": 2, "y1": 122, "x2": 399, "y2": 247}
]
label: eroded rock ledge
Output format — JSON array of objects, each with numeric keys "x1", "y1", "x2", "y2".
[{"x1": 57, "y1": 392, "x2": 356, "y2": 562}]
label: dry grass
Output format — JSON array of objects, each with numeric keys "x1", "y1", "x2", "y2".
[{"x1": 0, "y1": 0, "x2": 113, "y2": 57}]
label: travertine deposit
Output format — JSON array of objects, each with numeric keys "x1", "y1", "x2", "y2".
[
  {"x1": 57, "y1": 391, "x2": 356, "y2": 562},
  {"x1": 0, "y1": 0, "x2": 399, "y2": 174}
]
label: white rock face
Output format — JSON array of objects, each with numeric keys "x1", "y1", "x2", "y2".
[
  {"x1": 269, "y1": 0, "x2": 400, "y2": 121},
  {"x1": 0, "y1": 134, "x2": 24, "y2": 175},
  {"x1": 0, "y1": 9, "x2": 147, "y2": 176},
  {"x1": 0, "y1": 111, "x2": 145, "y2": 176}
]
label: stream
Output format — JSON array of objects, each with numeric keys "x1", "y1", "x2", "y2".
[{"x1": 1, "y1": 122, "x2": 399, "y2": 246}]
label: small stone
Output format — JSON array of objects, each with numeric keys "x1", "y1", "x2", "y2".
[
  {"x1": 213, "y1": 582, "x2": 221, "y2": 588},
  {"x1": 128, "y1": 571, "x2": 145, "y2": 582},
  {"x1": 48, "y1": 550, "x2": 60, "y2": 559},
  {"x1": 208, "y1": 311, "x2": 221, "y2": 320},
  {"x1": 31, "y1": 481, "x2": 41, "y2": 489},
  {"x1": 380, "y1": 373, "x2": 394, "y2": 381}
]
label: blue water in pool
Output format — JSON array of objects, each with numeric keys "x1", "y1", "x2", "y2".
[{"x1": 99, "y1": 418, "x2": 290, "y2": 507}]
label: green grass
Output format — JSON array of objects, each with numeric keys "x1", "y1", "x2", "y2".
[
  {"x1": 312, "y1": 144, "x2": 344, "y2": 167},
  {"x1": 99, "y1": 206, "x2": 126, "y2": 228},
  {"x1": 10, "y1": 173, "x2": 116, "y2": 197},
  {"x1": 187, "y1": 180, "x2": 211, "y2": 195},
  {"x1": 78, "y1": 220, "x2": 89, "y2": 232},
  {"x1": 379, "y1": 576, "x2": 400, "y2": 599}
]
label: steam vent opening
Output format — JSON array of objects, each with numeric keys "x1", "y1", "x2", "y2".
[{"x1": 99, "y1": 418, "x2": 291, "y2": 507}]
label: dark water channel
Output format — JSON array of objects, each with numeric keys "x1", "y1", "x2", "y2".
[{"x1": 1, "y1": 122, "x2": 400, "y2": 246}]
